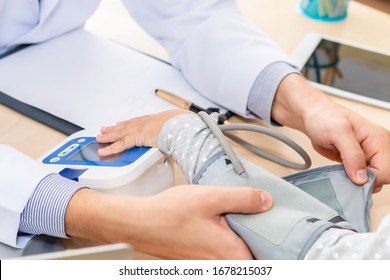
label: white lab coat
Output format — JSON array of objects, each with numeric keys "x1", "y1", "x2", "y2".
[{"x1": 0, "y1": 0, "x2": 292, "y2": 247}]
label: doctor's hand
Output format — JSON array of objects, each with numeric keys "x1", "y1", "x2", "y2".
[
  {"x1": 272, "y1": 74, "x2": 390, "y2": 193},
  {"x1": 96, "y1": 109, "x2": 192, "y2": 156},
  {"x1": 65, "y1": 185, "x2": 273, "y2": 260}
]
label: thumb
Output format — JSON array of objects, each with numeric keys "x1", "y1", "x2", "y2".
[
  {"x1": 210, "y1": 187, "x2": 273, "y2": 214},
  {"x1": 333, "y1": 130, "x2": 368, "y2": 185}
]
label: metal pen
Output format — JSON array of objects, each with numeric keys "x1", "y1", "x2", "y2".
[{"x1": 155, "y1": 89, "x2": 232, "y2": 124}]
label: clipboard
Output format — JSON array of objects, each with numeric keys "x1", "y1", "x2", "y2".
[
  {"x1": 0, "y1": 28, "x2": 225, "y2": 133},
  {"x1": 0, "y1": 91, "x2": 82, "y2": 135}
]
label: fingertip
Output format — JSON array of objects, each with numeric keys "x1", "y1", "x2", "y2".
[
  {"x1": 345, "y1": 167, "x2": 368, "y2": 186},
  {"x1": 97, "y1": 146, "x2": 111, "y2": 156},
  {"x1": 96, "y1": 134, "x2": 109, "y2": 144},
  {"x1": 343, "y1": 156, "x2": 368, "y2": 185},
  {"x1": 259, "y1": 190, "x2": 273, "y2": 211},
  {"x1": 97, "y1": 148, "x2": 105, "y2": 156},
  {"x1": 355, "y1": 169, "x2": 369, "y2": 185}
]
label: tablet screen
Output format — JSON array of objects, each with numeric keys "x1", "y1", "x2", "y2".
[{"x1": 301, "y1": 39, "x2": 390, "y2": 104}]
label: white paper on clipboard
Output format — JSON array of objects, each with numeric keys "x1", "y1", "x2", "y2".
[{"x1": 0, "y1": 28, "x2": 225, "y2": 130}]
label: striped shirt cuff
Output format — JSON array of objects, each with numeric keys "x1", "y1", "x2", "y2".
[
  {"x1": 19, "y1": 174, "x2": 86, "y2": 238},
  {"x1": 248, "y1": 61, "x2": 301, "y2": 124}
]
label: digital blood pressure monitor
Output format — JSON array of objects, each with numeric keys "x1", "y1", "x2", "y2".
[{"x1": 39, "y1": 130, "x2": 173, "y2": 196}]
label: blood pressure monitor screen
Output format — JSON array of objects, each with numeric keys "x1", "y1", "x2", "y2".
[
  {"x1": 301, "y1": 39, "x2": 390, "y2": 104},
  {"x1": 42, "y1": 136, "x2": 151, "y2": 167},
  {"x1": 68, "y1": 142, "x2": 124, "y2": 162}
]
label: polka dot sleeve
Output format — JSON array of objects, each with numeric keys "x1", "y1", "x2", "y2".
[
  {"x1": 158, "y1": 113, "x2": 224, "y2": 183},
  {"x1": 305, "y1": 215, "x2": 390, "y2": 260}
]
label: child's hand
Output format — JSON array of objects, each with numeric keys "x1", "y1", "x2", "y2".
[{"x1": 96, "y1": 109, "x2": 192, "y2": 156}]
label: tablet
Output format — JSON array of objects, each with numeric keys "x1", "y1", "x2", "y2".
[{"x1": 291, "y1": 32, "x2": 390, "y2": 110}]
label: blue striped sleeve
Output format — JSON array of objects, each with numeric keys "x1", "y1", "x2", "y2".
[{"x1": 19, "y1": 173, "x2": 87, "y2": 238}]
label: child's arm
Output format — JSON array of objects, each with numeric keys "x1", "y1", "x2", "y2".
[
  {"x1": 96, "y1": 109, "x2": 229, "y2": 184},
  {"x1": 97, "y1": 110, "x2": 382, "y2": 260},
  {"x1": 96, "y1": 109, "x2": 191, "y2": 156},
  {"x1": 305, "y1": 215, "x2": 390, "y2": 260},
  {"x1": 96, "y1": 109, "x2": 226, "y2": 185},
  {"x1": 156, "y1": 112, "x2": 379, "y2": 260}
]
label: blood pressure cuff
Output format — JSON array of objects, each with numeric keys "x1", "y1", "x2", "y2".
[{"x1": 197, "y1": 159, "x2": 375, "y2": 260}]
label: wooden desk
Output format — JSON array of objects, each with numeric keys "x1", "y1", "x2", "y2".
[{"x1": 1, "y1": 0, "x2": 389, "y2": 258}]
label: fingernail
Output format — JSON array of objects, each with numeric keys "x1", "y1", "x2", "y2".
[
  {"x1": 259, "y1": 191, "x2": 273, "y2": 210},
  {"x1": 356, "y1": 169, "x2": 368, "y2": 183}
]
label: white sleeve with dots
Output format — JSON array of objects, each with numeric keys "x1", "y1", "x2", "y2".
[{"x1": 305, "y1": 214, "x2": 390, "y2": 260}]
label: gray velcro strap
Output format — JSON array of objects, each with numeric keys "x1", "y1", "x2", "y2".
[{"x1": 198, "y1": 159, "x2": 374, "y2": 259}]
